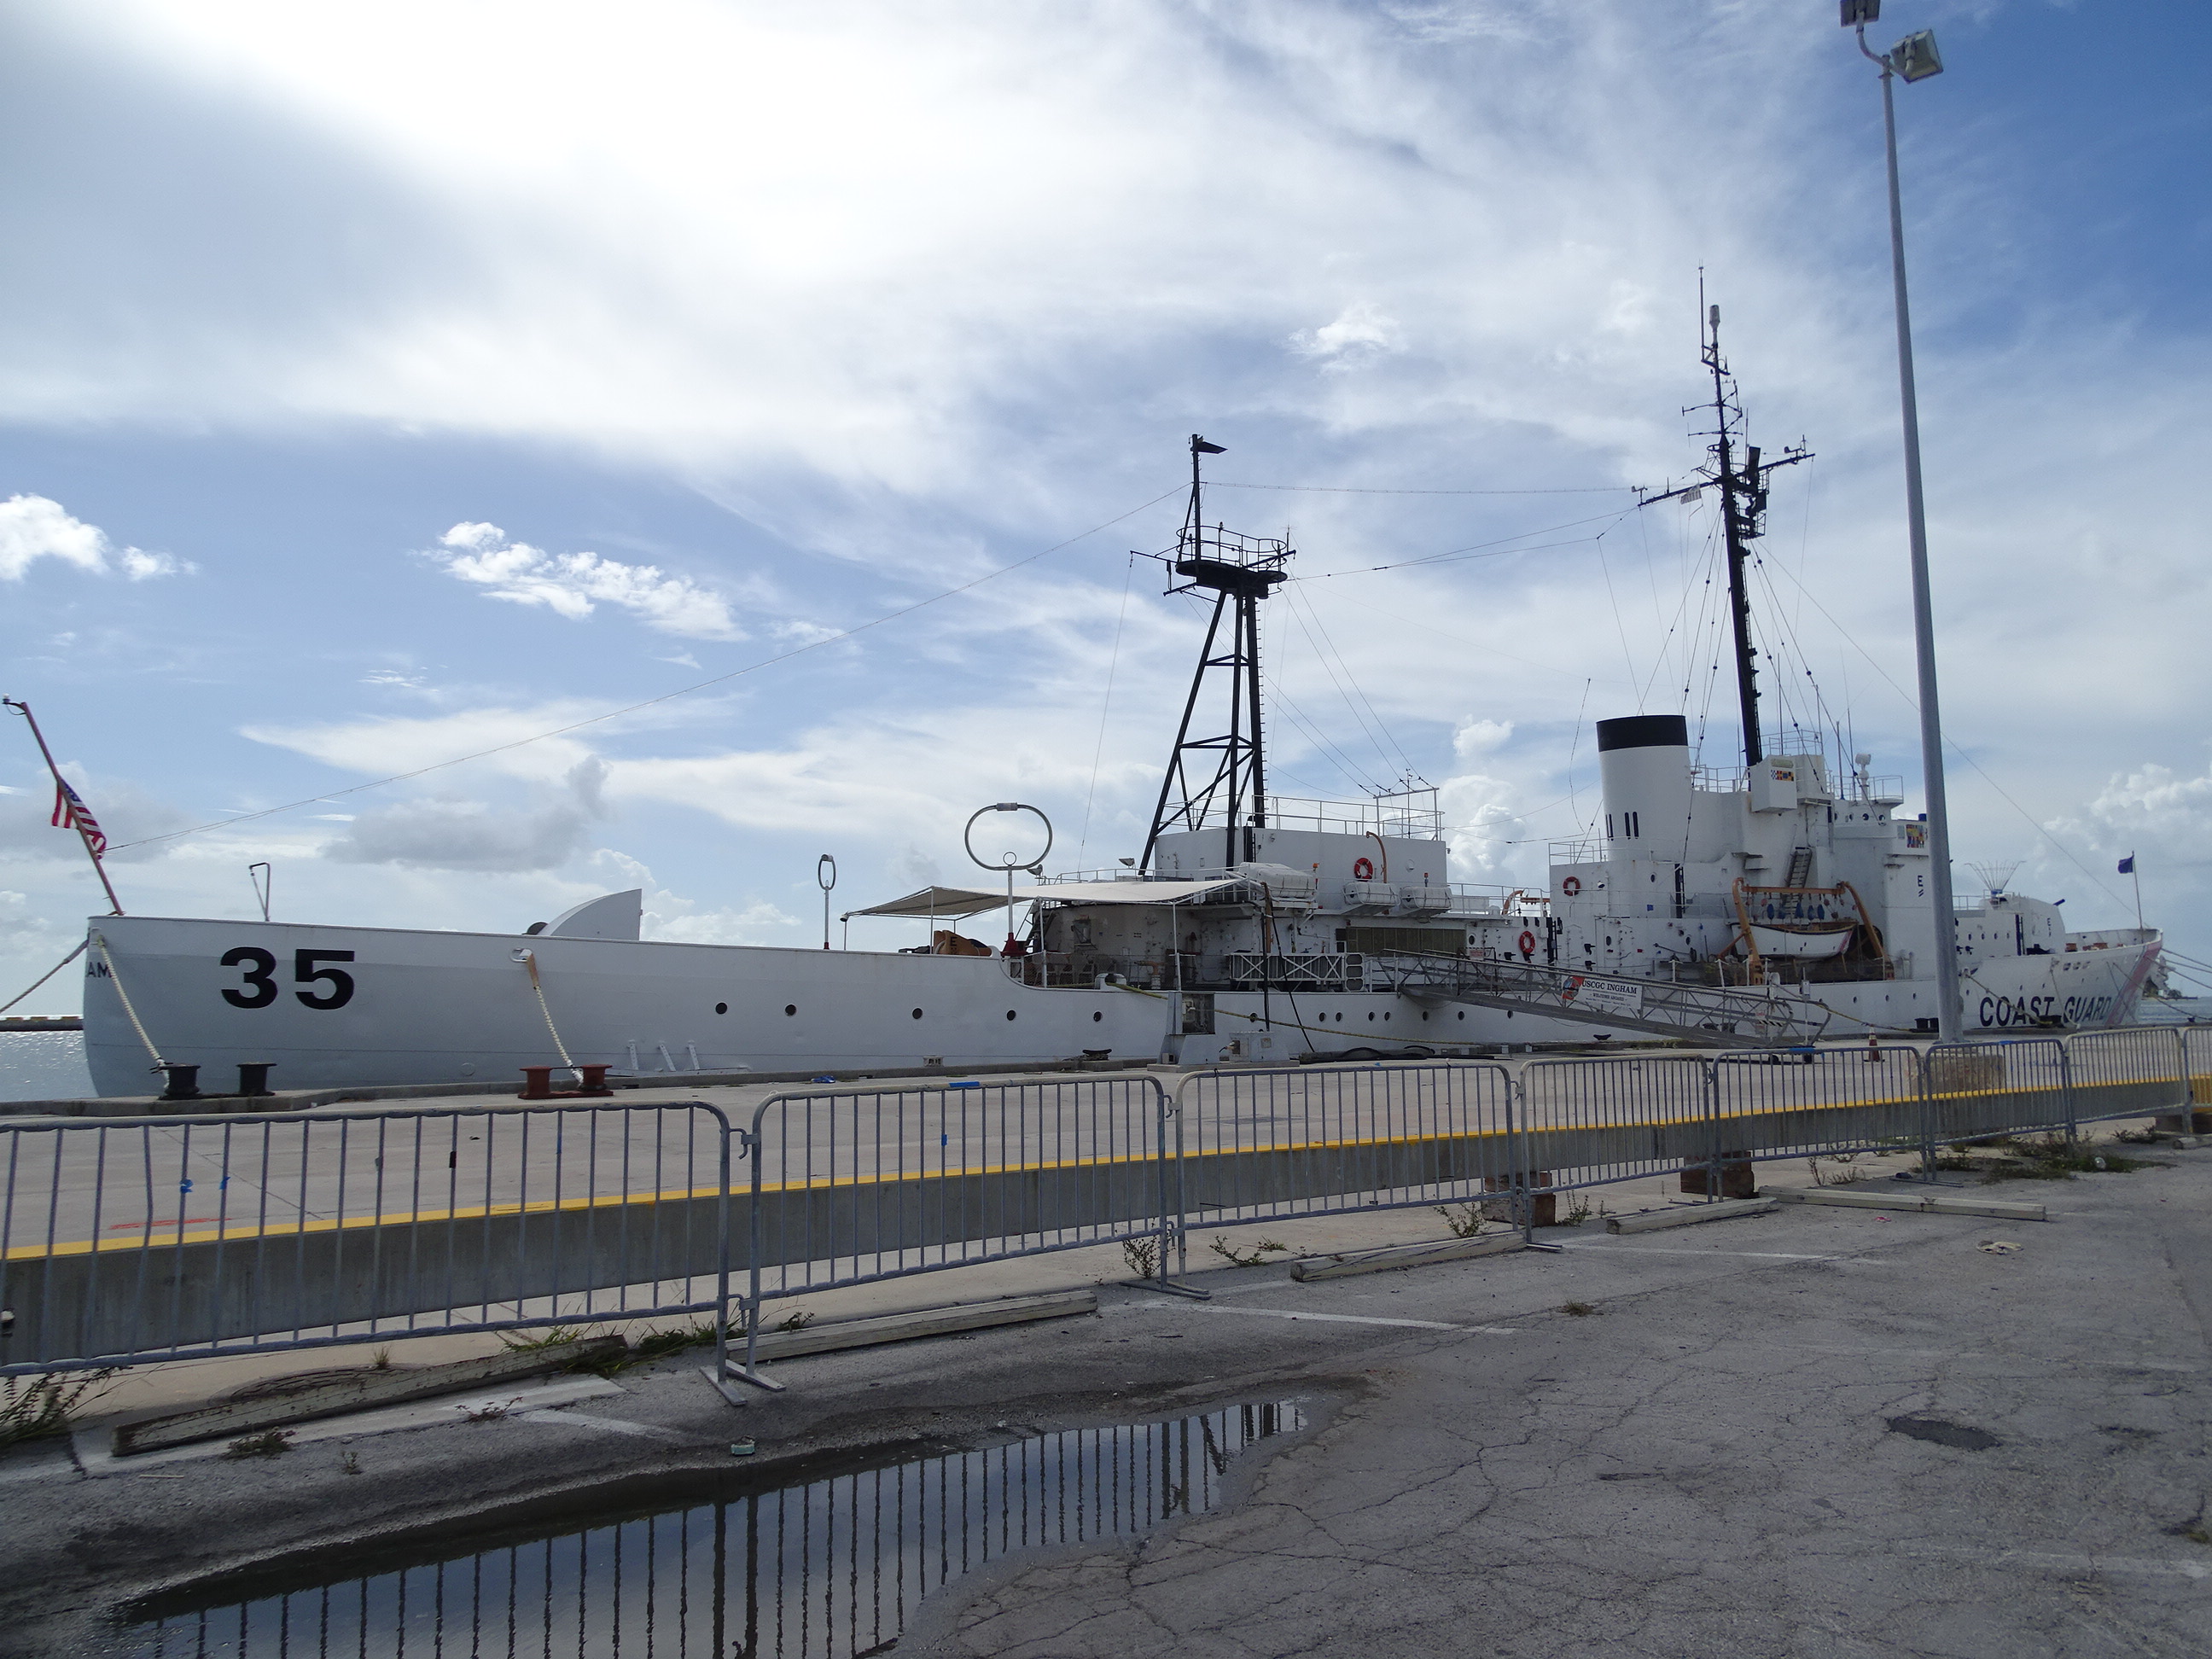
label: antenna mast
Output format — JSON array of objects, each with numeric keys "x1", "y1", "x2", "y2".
[
  {"x1": 1640, "y1": 297, "x2": 1811, "y2": 771},
  {"x1": 1138, "y1": 435, "x2": 1291, "y2": 872}
]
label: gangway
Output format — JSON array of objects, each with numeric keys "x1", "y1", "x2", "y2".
[{"x1": 1366, "y1": 949, "x2": 1834, "y2": 1047}]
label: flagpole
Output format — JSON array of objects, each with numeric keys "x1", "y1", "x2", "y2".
[
  {"x1": 3, "y1": 698, "x2": 125, "y2": 915},
  {"x1": 2132, "y1": 861, "x2": 2143, "y2": 934}
]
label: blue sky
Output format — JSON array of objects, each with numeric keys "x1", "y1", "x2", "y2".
[{"x1": 3, "y1": 0, "x2": 2209, "y2": 1010}]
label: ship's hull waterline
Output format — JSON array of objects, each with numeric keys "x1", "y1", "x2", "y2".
[{"x1": 79, "y1": 914, "x2": 2160, "y2": 1096}]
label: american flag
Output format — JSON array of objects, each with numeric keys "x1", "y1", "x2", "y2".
[{"x1": 52, "y1": 777, "x2": 107, "y2": 858}]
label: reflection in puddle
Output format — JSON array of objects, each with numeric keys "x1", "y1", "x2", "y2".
[{"x1": 118, "y1": 1400, "x2": 1303, "y2": 1657}]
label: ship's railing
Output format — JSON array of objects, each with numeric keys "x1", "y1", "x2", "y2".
[
  {"x1": 1547, "y1": 837, "x2": 1605, "y2": 866},
  {"x1": 1261, "y1": 795, "x2": 1444, "y2": 839},
  {"x1": 9, "y1": 1030, "x2": 2203, "y2": 1404}
]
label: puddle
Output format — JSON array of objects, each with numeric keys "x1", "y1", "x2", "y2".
[
  {"x1": 1885, "y1": 1414, "x2": 2000, "y2": 1451},
  {"x1": 112, "y1": 1400, "x2": 1305, "y2": 1657}
]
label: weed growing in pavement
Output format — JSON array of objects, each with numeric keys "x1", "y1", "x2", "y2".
[
  {"x1": 223, "y1": 1429, "x2": 295, "y2": 1458},
  {"x1": 1433, "y1": 1203, "x2": 1496, "y2": 1240},
  {"x1": 1560, "y1": 1301, "x2": 1598, "y2": 1318},
  {"x1": 461, "y1": 1399, "x2": 520, "y2": 1423},
  {"x1": 370, "y1": 1346, "x2": 393, "y2": 1371},
  {"x1": 340, "y1": 1450, "x2": 362, "y2": 1476},
  {"x1": 1208, "y1": 1236, "x2": 1289, "y2": 1268},
  {"x1": 627, "y1": 1323, "x2": 720, "y2": 1364},
  {"x1": 775, "y1": 1312, "x2": 815, "y2": 1333},
  {"x1": 1560, "y1": 1192, "x2": 1609, "y2": 1227},
  {"x1": 1121, "y1": 1235, "x2": 1162, "y2": 1278},
  {"x1": 1808, "y1": 1158, "x2": 1866, "y2": 1188},
  {"x1": 1, "y1": 1369, "x2": 119, "y2": 1448}
]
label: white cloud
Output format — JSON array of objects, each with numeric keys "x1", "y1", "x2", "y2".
[
  {"x1": 323, "y1": 757, "x2": 610, "y2": 871},
  {"x1": 428, "y1": 521, "x2": 744, "y2": 639},
  {"x1": 0, "y1": 494, "x2": 193, "y2": 581},
  {"x1": 1291, "y1": 302, "x2": 1406, "y2": 370},
  {"x1": 1453, "y1": 717, "x2": 1513, "y2": 758}
]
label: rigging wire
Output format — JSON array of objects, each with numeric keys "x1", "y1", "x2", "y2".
[
  {"x1": 1286, "y1": 582, "x2": 1417, "y2": 779},
  {"x1": 1592, "y1": 527, "x2": 1642, "y2": 711},
  {"x1": 1280, "y1": 585, "x2": 1406, "y2": 783},
  {"x1": 1290, "y1": 508, "x2": 1641, "y2": 580},
  {"x1": 1757, "y1": 556, "x2": 2141, "y2": 918},
  {"x1": 108, "y1": 483, "x2": 1189, "y2": 853},
  {"x1": 1210, "y1": 481, "x2": 1638, "y2": 498}
]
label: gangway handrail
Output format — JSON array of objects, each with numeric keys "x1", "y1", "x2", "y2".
[{"x1": 1365, "y1": 947, "x2": 1832, "y2": 1047}]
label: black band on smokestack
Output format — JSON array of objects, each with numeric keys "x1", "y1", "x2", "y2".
[{"x1": 1595, "y1": 714, "x2": 1689, "y2": 754}]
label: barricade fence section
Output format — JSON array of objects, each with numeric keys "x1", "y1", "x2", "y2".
[
  {"x1": 2181, "y1": 1027, "x2": 2212, "y2": 1129},
  {"x1": 1519, "y1": 1055, "x2": 1715, "y2": 1197},
  {"x1": 1713, "y1": 1045, "x2": 1929, "y2": 1173},
  {"x1": 1169, "y1": 1062, "x2": 1516, "y2": 1248},
  {"x1": 0, "y1": 1101, "x2": 733, "y2": 1377},
  {"x1": 2066, "y1": 1027, "x2": 2186, "y2": 1125},
  {"x1": 1920, "y1": 1038, "x2": 2071, "y2": 1148},
  {"x1": 727, "y1": 1075, "x2": 1172, "y2": 1384}
]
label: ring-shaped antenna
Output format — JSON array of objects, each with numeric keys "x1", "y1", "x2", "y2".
[{"x1": 963, "y1": 801, "x2": 1052, "y2": 874}]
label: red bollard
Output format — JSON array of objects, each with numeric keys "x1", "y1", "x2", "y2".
[
  {"x1": 518, "y1": 1066, "x2": 556, "y2": 1100},
  {"x1": 574, "y1": 1063, "x2": 614, "y2": 1097}
]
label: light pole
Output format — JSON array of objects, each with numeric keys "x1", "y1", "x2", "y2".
[
  {"x1": 817, "y1": 854, "x2": 836, "y2": 950},
  {"x1": 1843, "y1": 2, "x2": 1960, "y2": 1042}
]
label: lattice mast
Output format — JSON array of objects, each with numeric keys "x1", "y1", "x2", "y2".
[
  {"x1": 1643, "y1": 303, "x2": 1812, "y2": 771},
  {"x1": 1138, "y1": 435, "x2": 1292, "y2": 873}
]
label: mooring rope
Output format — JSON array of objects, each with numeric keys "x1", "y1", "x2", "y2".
[
  {"x1": 516, "y1": 949, "x2": 576, "y2": 1072},
  {"x1": 89, "y1": 930, "x2": 166, "y2": 1069},
  {"x1": 0, "y1": 939, "x2": 86, "y2": 1016}
]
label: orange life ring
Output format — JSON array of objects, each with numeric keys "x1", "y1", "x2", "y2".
[
  {"x1": 1560, "y1": 876, "x2": 1582, "y2": 897},
  {"x1": 1518, "y1": 929, "x2": 1538, "y2": 957},
  {"x1": 1353, "y1": 857, "x2": 1376, "y2": 881}
]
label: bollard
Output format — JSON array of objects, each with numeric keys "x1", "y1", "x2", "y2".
[
  {"x1": 235, "y1": 1062, "x2": 275, "y2": 1097},
  {"x1": 518, "y1": 1065, "x2": 557, "y2": 1100},
  {"x1": 574, "y1": 1062, "x2": 614, "y2": 1097},
  {"x1": 157, "y1": 1063, "x2": 201, "y2": 1102}
]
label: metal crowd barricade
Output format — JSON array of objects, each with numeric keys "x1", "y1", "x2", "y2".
[
  {"x1": 2064, "y1": 1026, "x2": 2186, "y2": 1126},
  {"x1": 1168, "y1": 1062, "x2": 1516, "y2": 1249},
  {"x1": 1714, "y1": 1044, "x2": 1930, "y2": 1173},
  {"x1": 1919, "y1": 1038, "x2": 2071, "y2": 1151},
  {"x1": 726, "y1": 1075, "x2": 1171, "y2": 1389},
  {"x1": 0, "y1": 1100, "x2": 734, "y2": 1377},
  {"x1": 2180, "y1": 1026, "x2": 2212, "y2": 1130},
  {"x1": 1518, "y1": 1054, "x2": 1715, "y2": 1202}
]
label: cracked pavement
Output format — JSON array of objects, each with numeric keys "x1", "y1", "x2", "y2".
[{"x1": 3, "y1": 1148, "x2": 2207, "y2": 1656}]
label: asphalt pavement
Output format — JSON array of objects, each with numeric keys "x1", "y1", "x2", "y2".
[{"x1": 1, "y1": 1138, "x2": 2205, "y2": 1657}]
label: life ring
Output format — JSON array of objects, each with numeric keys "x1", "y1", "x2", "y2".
[
  {"x1": 1353, "y1": 857, "x2": 1376, "y2": 882},
  {"x1": 1560, "y1": 876, "x2": 1582, "y2": 897},
  {"x1": 1518, "y1": 930, "x2": 1538, "y2": 957}
]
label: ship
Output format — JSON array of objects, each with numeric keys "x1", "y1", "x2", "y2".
[{"x1": 77, "y1": 323, "x2": 2160, "y2": 1094}]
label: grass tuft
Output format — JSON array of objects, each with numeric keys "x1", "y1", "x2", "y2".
[{"x1": 223, "y1": 1429, "x2": 294, "y2": 1459}]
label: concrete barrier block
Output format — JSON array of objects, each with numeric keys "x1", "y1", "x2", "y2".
[
  {"x1": 1772, "y1": 1189, "x2": 2047, "y2": 1222},
  {"x1": 742, "y1": 1289, "x2": 1097, "y2": 1362},
  {"x1": 1604, "y1": 1198, "x2": 1778, "y2": 1234},
  {"x1": 1290, "y1": 1233, "x2": 1526, "y2": 1282}
]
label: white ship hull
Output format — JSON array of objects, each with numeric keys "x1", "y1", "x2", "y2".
[{"x1": 79, "y1": 912, "x2": 2162, "y2": 1096}]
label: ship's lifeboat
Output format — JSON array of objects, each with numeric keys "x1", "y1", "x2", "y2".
[{"x1": 1744, "y1": 921, "x2": 1856, "y2": 959}]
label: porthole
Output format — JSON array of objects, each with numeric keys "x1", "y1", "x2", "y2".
[
  {"x1": 1091, "y1": 1011, "x2": 1103, "y2": 1022},
  {"x1": 1367, "y1": 1012, "x2": 1376, "y2": 1022},
  {"x1": 911, "y1": 1008, "x2": 923, "y2": 1019},
  {"x1": 1006, "y1": 1010, "x2": 1017, "y2": 1021},
  {"x1": 1421, "y1": 1011, "x2": 1429, "y2": 1021},
  {"x1": 1384, "y1": 1012, "x2": 1392, "y2": 1022},
  {"x1": 714, "y1": 1002, "x2": 728, "y2": 1015},
  {"x1": 1457, "y1": 1011, "x2": 1465, "y2": 1022},
  {"x1": 784, "y1": 1004, "x2": 797, "y2": 1016}
]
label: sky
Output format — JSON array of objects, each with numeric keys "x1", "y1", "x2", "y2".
[{"x1": 3, "y1": 0, "x2": 2209, "y2": 1013}]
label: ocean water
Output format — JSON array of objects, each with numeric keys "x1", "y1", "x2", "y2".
[{"x1": 0, "y1": 1031, "x2": 95, "y2": 1103}]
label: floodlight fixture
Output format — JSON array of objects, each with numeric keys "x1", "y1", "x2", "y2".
[
  {"x1": 1839, "y1": 0, "x2": 1879, "y2": 25},
  {"x1": 1892, "y1": 29, "x2": 1942, "y2": 80}
]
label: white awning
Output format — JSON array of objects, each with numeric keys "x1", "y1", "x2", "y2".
[
  {"x1": 843, "y1": 885, "x2": 1007, "y2": 921},
  {"x1": 1007, "y1": 878, "x2": 1241, "y2": 905}
]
